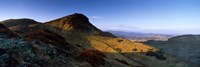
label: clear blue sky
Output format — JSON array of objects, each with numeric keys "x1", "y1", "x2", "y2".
[{"x1": 0, "y1": 0, "x2": 200, "y2": 34}]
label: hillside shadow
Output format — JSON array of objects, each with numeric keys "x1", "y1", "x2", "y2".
[
  {"x1": 32, "y1": 24, "x2": 147, "y2": 66},
  {"x1": 27, "y1": 24, "x2": 183, "y2": 66}
]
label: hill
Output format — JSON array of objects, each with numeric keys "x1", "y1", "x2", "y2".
[
  {"x1": 45, "y1": 13, "x2": 116, "y2": 37},
  {"x1": 0, "y1": 18, "x2": 42, "y2": 34},
  {"x1": 0, "y1": 24, "x2": 89, "y2": 67},
  {"x1": 0, "y1": 13, "x2": 197, "y2": 67},
  {"x1": 144, "y1": 35, "x2": 200, "y2": 65},
  {"x1": 1, "y1": 18, "x2": 39, "y2": 27}
]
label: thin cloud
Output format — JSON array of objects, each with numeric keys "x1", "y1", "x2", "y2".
[
  {"x1": 99, "y1": 25, "x2": 142, "y2": 31},
  {"x1": 117, "y1": 25, "x2": 140, "y2": 29},
  {"x1": 89, "y1": 16, "x2": 104, "y2": 19}
]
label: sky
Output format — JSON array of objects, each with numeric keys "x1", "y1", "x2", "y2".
[{"x1": 0, "y1": 0, "x2": 200, "y2": 34}]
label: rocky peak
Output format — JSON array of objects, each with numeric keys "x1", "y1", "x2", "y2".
[
  {"x1": 45, "y1": 13, "x2": 116, "y2": 37},
  {"x1": 45, "y1": 13, "x2": 101, "y2": 34}
]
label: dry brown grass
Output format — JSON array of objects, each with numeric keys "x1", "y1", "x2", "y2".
[
  {"x1": 25, "y1": 30, "x2": 69, "y2": 47},
  {"x1": 77, "y1": 49, "x2": 106, "y2": 67},
  {"x1": 87, "y1": 36, "x2": 158, "y2": 53}
]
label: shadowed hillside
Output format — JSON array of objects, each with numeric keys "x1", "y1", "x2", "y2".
[
  {"x1": 0, "y1": 23, "x2": 19, "y2": 38},
  {"x1": 0, "y1": 18, "x2": 42, "y2": 34},
  {"x1": 1, "y1": 18, "x2": 39, "y2": 27},
  {"x1": 144, "y1": 35, "x2": 200, "y2": 66}
]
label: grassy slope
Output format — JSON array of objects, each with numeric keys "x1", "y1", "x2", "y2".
[{"x1": 85, "y1": 36, "x2": 192, "y2": 67}]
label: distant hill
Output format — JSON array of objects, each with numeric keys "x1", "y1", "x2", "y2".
[
  {"x1": 0, "y1": 18, "x2": 42, "y2": 34},
  {"x1": 144, "y1": 35, "x2": 200, "y2": 65},
  {"x1": 1, "y1": 18, "x2": 39, "y2": 27},
  {"x1": 108, "y1": 30, "x2": 174, "y2": 42},
  {"x1": 0, "y1": 13, "x2": 197, "y2": 67}
]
